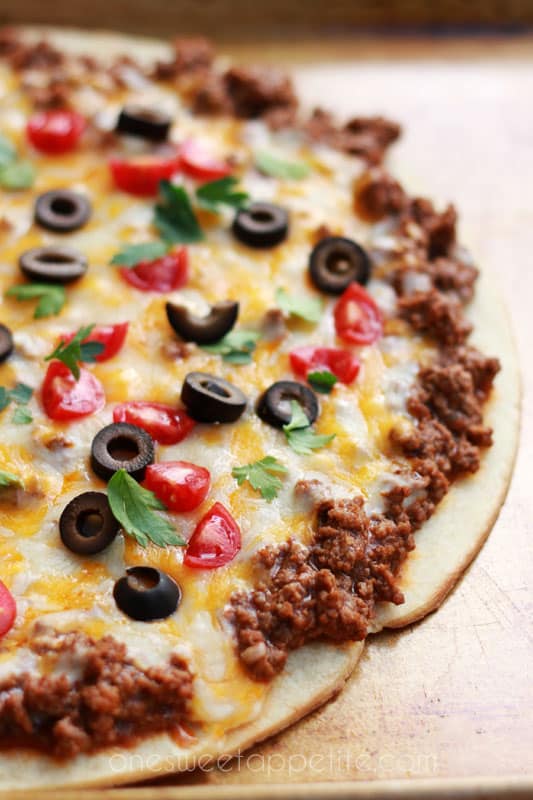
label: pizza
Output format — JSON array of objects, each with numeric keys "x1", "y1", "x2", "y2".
[{"x1": 0, "y1": 27, "x2": 519, "y2": 789}]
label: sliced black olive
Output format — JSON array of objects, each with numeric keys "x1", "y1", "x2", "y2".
[
  {"x1": 59, "y1": 491, "x2": 119, "y2": 556},
  {"x1": 0, "y1": 324, "x2": 14, "y2": 363},
  {"x1": 181, "y1": 372, "x2": 247, "y2": 423},
  {"x1": 114, "y1": 566, "x2": 181, "y2": 622},
  {"x1": 19, "y1": 246, "x2": 88, "y2": 284},
  {"x1": 166, "y1": 300, "x2": 239, "y2": 345},
  {"x1": 232, "y1": 202, "x2": 289, "y2": 249},
  {"x1": 116, "y1": 105, "x2": 172, "y2": 142},
  {"x1": 309, "y1": 236, "x2": 371, "y2": 294},
  {"x1": 257, "y1": 380, "x2": 318, "y2": 428},
  {"x1": 34, "y1": 190, "x2": 92, "y2": 233},
  {"x1": 91, "y1": 423, "x2": 154, "y2": 481}
]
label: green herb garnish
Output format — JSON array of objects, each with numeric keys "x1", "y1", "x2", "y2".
[
  {"x1": 232, "y1": 456, "x2": 288, "y2": 502},
  {"x1": 255, "y1": 150, "x2": 311, "y2": 181},
  {"x1": 8, "y1": 383, "x2": 33, "y2": 405},
  {"x1": 0, "y1": 469, "x2": 23, "y2": 489},
  {"x1": 276, "y1": 287, "x2": 322, "y2": 323},
  {"x1": 5, "y1": 283, "x2": 66, "y2": 319},
  {"x1": 0, "y1": 383, "x2": 34, "y2": 422},
  {"x1": 283, "y1": 400, "x2": 335, "y2": 455},
  {"x1": 201, "y1": 329, "x2": 261, "y2": 365},
  {"x1": 0, "y1": 133, "x2": 35, "y2": 190},
  {"x1": 0, "y1": 134, "x2": 16, "y2": 168},
  {"x1": 154, "y1": 181, "x2": 203, "y2": 244},
  {"x1": 307, "y1": 370, "x2": 338, "y2": 394},
  {"x1": 196, "y1": 177, "x2": 249, "y2": 213},
  {"x1": 45, "y1": 324, "x2": 104, "y2": 380},
  {"x1": 12, "y1": 405, "x2": 32, "y2": 425},
  {"x1": 110, "y1": 240, "x2": 169, "y2": 268},
  {"x1": 107, "y1": 469, "x2": 186, "y2": 548}
]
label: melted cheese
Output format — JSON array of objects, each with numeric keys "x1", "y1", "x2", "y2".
[{"x1": 0, "y1": 65, "x2": 429, "y2": 736}]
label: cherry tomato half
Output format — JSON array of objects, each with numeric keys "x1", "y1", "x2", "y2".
[
  {"x1": 179, "y1": 139, "x2": 232, "y2": 182},
  {"x1": 184, "y1": 502, "x2": 241, "y2": 569},
  {"x1": 109, "y1": 150, "x2": 181, "y2": 196},
  {"x1": 63, "y1": 322, "x2": 129, "y2": 363},
  {"x1": 27, "y1": 110, "x2": 86, "y2": 155},
  {"x1": 144, "y1": 462, "x2": 210, "y2": 513},
  {"x1": 42, "y1": 362, "x2": 105, "y2": 421},
  {"x1": 119, "y1": 248, "x2": 188, "y2": 293},
  {"x1": 289, "y1": 346, "x2": 360, "y2": 385},
  {"x1": 113, "y1": 402, "x2": 195, "y2": 446},
  {"x1": 0, "y1": 580, "x2": 16, "y2": 638},
  {"x1": 333, "y1": 283, "x2": 383, "y2": 346}
]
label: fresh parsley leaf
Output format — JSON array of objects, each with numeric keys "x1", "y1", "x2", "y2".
[
  {"x1": 283, "y1": 400, "x2": 335, "y2": 455},
  {"x1": 8, "y1": 383, "x2": 33, "y2": 405},
  {"x1": 196, "y1": 177, "x2": 249, "y2": 213},
  {"x1": 232, "y1": 456, "x2": 288, "y2": 502},
  {"x1": 110, "y1": 240, "x2": 169, "y2": 267},
  {"x1": 154, "y1": 181, "x2": 203, "y2": 244},
  {"x1": 0, "y1": 160, "x2": 35, "y2": 190},
  {"x1": 0, "y1": 134, "x2": 16, "y2": 168},
  {"x1": 107, "y1": 469, "x2": 186, "y2": 548},
  {"x1": 201, "y1": 329, "x2": 260, "y2": 365},
  {"x1": 276, "y1": 287, "x2": 322, "y2": 323},
  {"x1": 45, "y1": 324, "x2": 104, "y2": 380},
  {"x1": 255, "y1": 150, "x2": 311, "y2": 180},
  {"x1": 12, "y1": 405, "x2": 32, "y2": 425},
  {"x1": 0, "y1": 387, "x2": 10, "y2": 412},
  {"x1": 6, "y1": 283, "x2": 66, "y2": 319},
  {"x1": 0, "y1": 469, "x2": 23, "y2": 489},
  {"x1": 307, "y1": 370, "x2": 338, "y2": 394}
]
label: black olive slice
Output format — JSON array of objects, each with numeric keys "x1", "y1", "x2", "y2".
[
  {"x1": 181, "y1": 372, "x2": 247, "y2": 423},
  {"x1": 116, "y1": 105, "x2": 172, "y2": 142},
  {"x1": 166, "y1": 300, "x2": 239, "y2": 345},
  {"x1": 114, "y1": 566, "x2": 181, "y2": 622},
  {"x1": 309, "y1": 236, "x2": 371, "y2": 294},
  {"x1": 232, "y1": 202, "x2": 289, "y2": 248},
  {"x1": 91, "y1": 423, "x2": 155, "y2": 482},
  {"x1": 0, "y1": 324, "x2": 14, "y2": 363},
  {"x1": 34, "y1": 190, "x2": 92, "y2": 233},
  {"x1": 257, "y1": 380, "x2": 319, "y2": 429},
  {"x1": 19, "y1": 246, "x2": 88, "y2": 284},
  {"x1": 59, "y1": 491, "x2": 119, "y2": 556}
]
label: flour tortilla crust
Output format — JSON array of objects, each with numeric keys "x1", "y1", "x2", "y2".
[{"x1": 0, "y1": 26, "x2": 519, "y2": 791}]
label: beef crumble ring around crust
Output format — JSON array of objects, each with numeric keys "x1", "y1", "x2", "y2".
[{"x1": 0, "y1": 629, "x2": 193, "y2": 757}]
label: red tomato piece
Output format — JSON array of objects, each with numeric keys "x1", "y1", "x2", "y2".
[
  {"x1": 0, "y1": 580, "x2": 16, "y2": 638},
  {"x1": 179, "y1": 139, "x2": 232, "y2": 182},
  {"x1": 27, "y1": 110, "x2": 86, "y2": 155},
  {"x1": 119, "y1": 248, "x2": 188, "y2": 293},
  {"x1": 334, "y1": 283, "x2": 383, "y2": 346},
  {"x1": 109, "y1": 150, "x2": 180, "y2": 196},
  {"x1": 144, "y1": 462, "x2": 210, "y2": 513},
  {"x1": 63, "y1": 322, "x2": 129, "y2": 363},
  {"x1": 42, "y1": 362, "x2": 105, "y2": 421},
  {"x1": 113, "y1": 402, "x2": 195, "y2": 446},
  {"x1": 184, "y1": 503, "x2": 241, "y2": 569},
  {"x1": 289, "y1": 346, "x2": 360, "y2": 385}
]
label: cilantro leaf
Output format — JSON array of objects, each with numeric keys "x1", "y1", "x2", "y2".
[
  {"x1": 196, "y1": 177, "x2": 249, "y2": 213},
  {"x1": 154, "y1": 181, "x2": 203, "y2": 244},
  {"x1": 255, "y1": 150, "x2": 311, "y2": 180},
  {"x1": 12, "y1": 405, "x2": 32, "y2": 425},
  {"x1": 0, "y1": 469, "x2": 23, "y2": 489},
  {"x1": 110, "y1": 240, "x2": 169, "y2": 267},
  {"x1": 45, "y1": 324, "x2": 104, "y2": 380},
  {"x1": 201, "y1": 329, "x2": 260, "y2": 365},
  {"x1": 6, "y1": 283, "x2": 66, "y2": 318},
  {"x1": 232, "y1": 456, "x2": 288, "y2": 502},
  {"x1": 8, "y1": 383, "x2": 33, "y2": 405},
  {"x1": 283, "y1": 400, "x2": 335, "y2": 455},
  {"x1": 0, "y1": 134, "x2": 16, "y2": 168},
  {"x1": 276, "y1": 287, "x2": 322, "y2": 323},
  {"x1": 0, "y1": 160, "x2": 35, "y2": 190},
  {"x1": 107, "y1": 469, "x2": 186, "y2": 548},
  {"x1": 307, "y1": 370, "x2": 338, "y2": 394},
  {"x1": 0, "y1": 387, "x2": 10, "y2": 412}
]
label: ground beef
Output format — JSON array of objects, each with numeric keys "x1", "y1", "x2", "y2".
[
  {"x1": 0, "y1": 630, "x2": 193, "y2": 757},
  {"x1": 440, "y1": 345, "x2": 500, "y2": 402},
  {"x1": 405, "y1": 198, "x2": 457, "y2": 259},
  {"x1": 394, "y1": 256, "x2": 478, "y2": 304},
  {"x1": 399, "y1": 288, "x2": 472, "y2": 346},
  {"x1": 223, "y1": 65, "x2": 298, "y2": 124},
  {"x1": 353, "y1": 167, "x2": 408, "y2": 222},
  {"x1": 8, "y1": 38, "x2": 64, "y2": 71},
  {"x1": 303, "y1": 108, "x2": 401, "y2": 165},
  {"x1": 151, "y1": 36, "x2": 214, "y2": 80}
]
